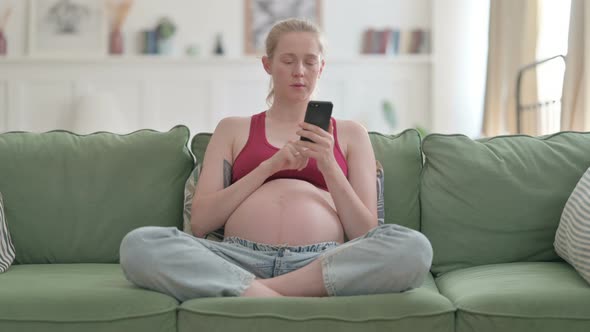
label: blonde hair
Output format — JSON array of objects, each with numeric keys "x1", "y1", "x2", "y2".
[{"x1": 265, "y1": 18, "x2": 325, "y2": 106}]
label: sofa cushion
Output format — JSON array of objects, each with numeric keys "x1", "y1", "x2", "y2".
[
  {"x1": 0, "y1": 126, "x2": 194, "y2": 264},
  {"x1": 0, "y1": 264, "x2": 177, "y2": 332},
  {"x1": 178, "y1": 273, "x2": 454, "y2": 332},
  {"x1": 191, "y1": 129, "x2": 423, "y2": 230},
  {"x1": 555, "y1": 167, "x2": 590, "y2": 284},
  {"x1": 435, "y1": 262, "x2": 590, "y2": 332},
  {"x1": 370, "y1": 130, "x2": 422, "y2": 229},
  {"x1": 421, "y1": 132, "x2": 590, "y2": 276},
  {"x1": 0, "y1": 192, "x2": 15, "y2": 272}
]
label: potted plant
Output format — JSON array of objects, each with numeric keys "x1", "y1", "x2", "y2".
[{"x1": 155, "y1": 17, "x2": 176, "y2": 55}]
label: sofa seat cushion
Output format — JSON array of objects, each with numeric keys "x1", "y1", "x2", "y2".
[
  {"x1": 435, "y1": 262, "x2": 590, "y2": 332},
  {"x1": 177, "y1": 273, "x2": 454, "y2": 332},
  {"x1": 0, "y1": 264, "x2": 177, "y2": 332}
]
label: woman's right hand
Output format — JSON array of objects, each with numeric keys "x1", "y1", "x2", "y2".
[{"x1": 264, "y1": 141, "x2": 309, "y2": 173}]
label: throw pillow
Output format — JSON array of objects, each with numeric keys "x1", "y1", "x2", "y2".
[
  {"x1": 376, "y1": 160, "x2": 385, "y2": 226},
  {"x1": 182, "y1": 165, "x2": 199, "y2": 235},
  {"x1": 182, "y1": 161, "x2": 227, "y2": 241},
  {"x1": 554, "y1": 167, "x2": 590, "y2": 284},
  {"x1": 0, "y1": 192, "x2": 16, "y2": 273},
  {"x1": 183, "y1": 160, "x2": 386, "y2": 238}
]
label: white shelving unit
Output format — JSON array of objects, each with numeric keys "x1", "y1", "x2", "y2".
[
  {"x1": 0, "y1": 54, "x2": 433, "y2": 65},
  {"x1": 0, "y1": 55, "x2": 432, "y2": 136},
  {"x1": 0, "y1": 0, "x2": 444, "y2": 135}
]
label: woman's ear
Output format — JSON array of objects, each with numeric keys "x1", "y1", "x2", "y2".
[
  {"x1": 262, "y1": 56, "x2": 272, "y2": 74},
  {"x1": 318, "y1": 58, "x2": 325, "y2": 78}
]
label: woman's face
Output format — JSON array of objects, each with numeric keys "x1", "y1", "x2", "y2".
[{"x1": 265, "y1": 32, "x2": 325, "y2": 104}]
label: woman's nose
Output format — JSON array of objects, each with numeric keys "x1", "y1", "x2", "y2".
[{"x1": 292, "y1": 62, "x2": 304, "y2": 76}]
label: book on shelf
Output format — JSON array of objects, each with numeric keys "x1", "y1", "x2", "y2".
[
  {"x1": 362, "y1": 29, "x2": 374, "y2": 54},
  {"x1": 399, "y1": 30, "x2": 411, "y2": 54},
  {"x1": 391, "y1": 30, "x2": 400, "y2": 54},
  {"x1": 361, "y1": 28, "x2": 431, "y2": 56},
  {"x1": 418, "y1": 30, "x2": 431, "y2": 54},
  {"x1": 378, "y1": 28, "x2": 392, "y2": 54}
]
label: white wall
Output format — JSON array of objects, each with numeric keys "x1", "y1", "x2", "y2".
[
  {"x1": 1, "y1": 0, "x2": 492, "y2": 137},
  {"x1": 2, "y1": 0, "x2": 431, "y2": 58},
  {"x1": 432, "y1": 0, "x2": 490, "y2": 137}
]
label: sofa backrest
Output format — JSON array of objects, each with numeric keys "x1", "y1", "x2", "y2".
[
  {"x1": 0, "y1": 126, "x2": 193, "y2": 264},
  {"x1": 191, "y1": 129, "x2": 423, "y2": 230},
  {"x1": 421, "y1": 132, "x2": 590, "y2": 276}
]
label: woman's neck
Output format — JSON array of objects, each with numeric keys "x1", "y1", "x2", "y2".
[{"x1": 267, "y1": 99, "x2": 308, "y2": 123}]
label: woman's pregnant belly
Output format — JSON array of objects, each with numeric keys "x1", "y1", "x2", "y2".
[{"x1": 224, "y1": 179, "x2": 345, "y2": 246}]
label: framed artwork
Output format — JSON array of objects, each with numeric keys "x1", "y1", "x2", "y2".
[
  {"x1": 28, "y1": 0, "x2": 108, "y2": 56},
  {"x1": 244, "y1": 0, "x2": 322, "y2": 55}
]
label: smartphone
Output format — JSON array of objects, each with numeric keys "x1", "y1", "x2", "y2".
[{"x1": 301, "y1": 100, "x2": 333, "y2": 142}]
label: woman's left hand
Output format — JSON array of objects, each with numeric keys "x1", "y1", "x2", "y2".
[{"x1": 295, "y1": 121, "x2": 338, "y2": 174}]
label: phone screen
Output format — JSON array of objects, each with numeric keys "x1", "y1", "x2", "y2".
[{"x1": 301, "y1": 101, "x2": 333, "y2": 142}]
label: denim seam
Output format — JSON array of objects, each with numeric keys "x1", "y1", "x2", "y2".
[
  {"x1": 274, "y1": 255, "x2": 286, "y2": 277},
  {"x1": 320, "y1": 255, "x2": 337, "y2": 296},
  {"x1": 271, "y1": 255, "x2": 278, "y2": 277}
]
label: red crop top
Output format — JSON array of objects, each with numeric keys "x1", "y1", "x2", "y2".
[{"x1": 231, "y1": 111, "x2": 348, "y2": 191}]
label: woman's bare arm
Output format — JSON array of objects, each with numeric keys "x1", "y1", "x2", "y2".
[
  {"x1": 322, "y1": 121, "x2": 378, "y2": 239},
  {"x1": 190, "y1": 117, "x2": 274, "y2": 237}
]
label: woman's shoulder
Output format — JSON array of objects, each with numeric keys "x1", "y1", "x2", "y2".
[
  {"x1": 333, "y1": 119, "x2": 369, "y2": 156},
  {"x1": 214, "y1": 116, "x2": 251, "y2": 133},
  {"x1": 334, "y1": 118, "x2": 369, "y2": 138}
]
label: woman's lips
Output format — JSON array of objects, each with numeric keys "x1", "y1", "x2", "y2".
[{"x1": 291, "y1": 83, "x2": 306, "y2": 88}]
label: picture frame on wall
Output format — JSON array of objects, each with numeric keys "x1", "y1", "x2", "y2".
[
  {"x1": 28, "y1": 0, "x2": 108, "y2": 57},
  {"x1": 244, "y1": 0, "x2": 322, "y2": 55}
]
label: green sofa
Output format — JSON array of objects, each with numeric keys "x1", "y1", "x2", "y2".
[{"x1": 1, "y1": 125, "x2": 589, "y2": 332}]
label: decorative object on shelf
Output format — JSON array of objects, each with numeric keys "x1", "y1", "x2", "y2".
[
  {"x1": 382, "y1": 100, "x2": 398, "y2": 130},
  {"x1": 0, "y1": 31, "x2": 5, "y2": 56},
  {"x1": 185, "y1": 44, "x2": 200, "y2": 57},
  {"x1": 213, "y1": 33, "x2": 225, "y2": 56},
  {"x1": 0, "y1": 4, "x2": 13, "y2": 56},
  {"x1": 28, "y1": 0, "x2": 108, "y2": 57},
  {"x1": 155, "y1": 17, "x2": 176, "y2": 55},
  {"x1": 109, "y1": 29, "x2": 123, "y2": 55},
  {"x1": 244, "y1": 0, "x2": 322, "y2": 55},
  {"x1": 142, "y1": 29, "x2": 158, "y2": 54},
  {"x1": 107, "y1": 0, "x2": 134, "y2": 55},
  {"x1": 362, "y1": 28, "x2": 431, "y2": 55},
  {"x1": 382, "y1": 99, "x2": 428, "y2": 137}
]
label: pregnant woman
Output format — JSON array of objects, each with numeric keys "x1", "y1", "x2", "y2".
[{"x1": 120, "y1": 18, "x2": 433, "y2": 301}]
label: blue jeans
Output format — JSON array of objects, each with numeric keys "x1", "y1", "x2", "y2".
[{"x1": 120, "y1": 224, "x2": 433, "y2": 302}]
